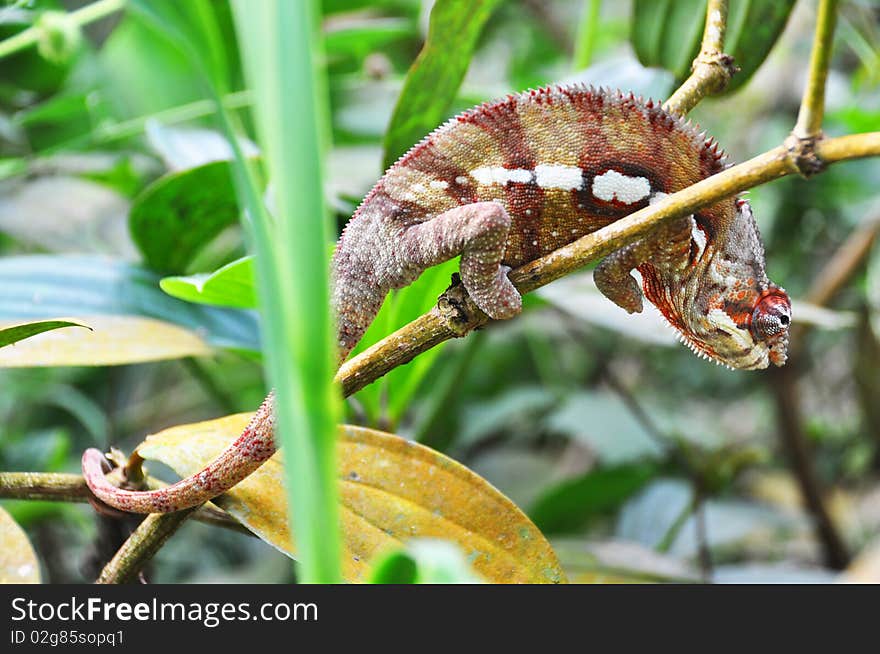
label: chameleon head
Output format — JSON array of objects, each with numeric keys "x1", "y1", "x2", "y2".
[
  {"x1": 694, "y1": 284, "x2": 791, "y2": 369},
  {"x1": 645, "y1": 199, "x2": 792, "y2": 370}
]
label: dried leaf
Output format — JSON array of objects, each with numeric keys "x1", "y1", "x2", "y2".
[
  {"x1": 0, "y1": 315, "x2": 210, "y2": 367},
  {"x1": 136, "y1": 415, "x2": 565, "y2": 584},
  {"x1": 0, "y1": 506, "x2": 41, "y2": 584}
]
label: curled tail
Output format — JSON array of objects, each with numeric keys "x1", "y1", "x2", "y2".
[
  {"x1": 82, "y1": 181, "x2": 517, "y2": 514},
  {"x1": 82, "y1": 392, "x2": 277, "y2": 513},
  {"x1": 82, "y1": 208, "x2": 394, "y2": 514}
]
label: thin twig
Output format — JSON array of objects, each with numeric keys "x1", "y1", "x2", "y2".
[
  {"x1": 769, "y1": 366, "x2": 849, "y2": 569},
  {"x1": 663, "y1": 0, "x2": 737, "y2": 116},
  {"x1": 572, "y1": 0, "x2": 601, "y2": 70},
  {"x1": 803, "y1": 218, "x2": 880, "y2": 308},
  {"x1": 604, "y1": 365, "x2": 713, "y2": 576},
  {"x1": 693, "y1": 487, "x2": 713, "y2": 581},
  {"x1": 0, "y1": 471, "x2": 250, "y2": 535},
  {"x1": 96, "y1": 508, "x2": 199, "y2": 584},
  {"x1": 793, "y1": 0, "x2": 839, "y2": 138},
  {"x1": 0, "y1": 0, "x2": 126, "y2": 60}
]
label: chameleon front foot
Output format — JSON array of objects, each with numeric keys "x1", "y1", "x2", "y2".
[{"x1": 594, "y1": 243, "x2": 645, "y2": 314}]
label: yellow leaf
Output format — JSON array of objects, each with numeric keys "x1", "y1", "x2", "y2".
[
  {"x1": 0, "y1": 506, "x2": 41, "y2": 583},
  {"x1": 136, "y1": 415, "x2": 565, "y2": 584},
  {"x1": 0, "y1": 315, "x2": 211, "y2": 367}
]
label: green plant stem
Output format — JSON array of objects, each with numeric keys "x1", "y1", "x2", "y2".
[
  {"x1": 93, "y1": 91, "x2": 253, "y2": 144},
  {"x1": 656, "y1": 493, "x2": 696, "y2": 553},
  {"x1": 663, "y1": 0, "x2": 736, "y2": 116},
  {"x1": 0, "y1": 0, "x2": 127, "y2": 60},
  {"x1": 230, "y1": 0, "x2": 342, "y2": 584},
  {"x1": 794, "y1": 0, "x2": 839, "y2": 138},
  {"x1": 572, "y1": 0, "x2": 600, "y2": 70}
]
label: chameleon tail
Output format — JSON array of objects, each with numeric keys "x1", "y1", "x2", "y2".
[
  {"x1": 82, "y1": 392, "x2": 277, "y2": 513},
  {"x1": 82, "y1": 240, "x2": 383, "y2": 513}
]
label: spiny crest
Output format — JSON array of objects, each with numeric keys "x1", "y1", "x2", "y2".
[{"x1": 394, "y1": 84, "x2": 729, "y2": 179}]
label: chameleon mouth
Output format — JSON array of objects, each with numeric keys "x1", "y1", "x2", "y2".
[
  {"x1": 768, "y1": 333, "x2": 790, "y2": 367},
  {"x1": 660, "y1": 311, "x2": 771, "y2": 371},
  {"x1": 671, "y1": 326, "x2": 737, "y2": 370}
]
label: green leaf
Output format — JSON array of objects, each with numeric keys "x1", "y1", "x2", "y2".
[
  {"x1": 127, "y1": 0, "x2": 238, "y2": 95},
  {"x1": 160, "y1": 257, "x2": 257, "y2": 309},
  {"x1": 632, "y1": 0, "x2": 704, "y2": 81},
  {"x1": 529, "y1": 463, "x2": 657, "y2": 534},
  {"x1": 631, "y1": 0, "x2": 796, "y2": 93},
  {"x1": 98, "y1": 12, "x2": 209, "y2": 119},
  {"x1": 324, "y1": 19, "x2": 412, "y2": 64},
  {"x1": 722, "y1": 0, "x2": 797, "y2": 93},
  {"x1": 129, "y1": 160, "x2": 240, "y2": 273},
  {"x1": 0, "y1": 255, "x2": 260, "y2": 357},
  {"x1": 368, "y1": 539, "x2": 484, "y2": 583},
  {"x1": 382, "y1": 0, "x2": 502, "y2": 168},
  {"x1": 0, "y1": 319, "x2": 90, "y2": 348}
]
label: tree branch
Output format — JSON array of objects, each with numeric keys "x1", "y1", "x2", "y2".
[
  {"x1": 663, "y1": 0, "x2": 737, "y2": 116},
  {"x1": 793, "y1": 0, "x2": 839, "y2": 139}
]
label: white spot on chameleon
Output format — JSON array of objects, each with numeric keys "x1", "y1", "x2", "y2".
[
  {"x1": 429, "y1": 180, "x2": 449, "y2": 190},
  {"x1": 690, "y1": 217, "x2": 707, "y2": 261},
  {"x1": 455, "y1": 175, "x2": 469, "y2": 185},
  {"x1": 592, "y1": 170, "x2": 651, "y2": 204},
  {"x1": 534, "y1": 164, "x2": 583, "y2": 190},
  {"x1": 470, "y1": 166, "x2": 532, "y2": 186}
]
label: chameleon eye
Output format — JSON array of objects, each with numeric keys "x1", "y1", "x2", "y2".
[{"x1": 751, "y1": 286, "x2": 792, "y2": 340}]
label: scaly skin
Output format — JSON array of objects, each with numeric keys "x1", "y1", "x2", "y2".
[{"x1": 82, "y1": 85, "x2": 792, "y2": 513}]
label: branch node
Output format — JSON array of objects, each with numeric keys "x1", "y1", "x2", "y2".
[
  {"x1": 435, "y1": 273, "x2": 485, "y2": 337},
  {"x1": 694, "y1": 51, "x2": 739, "y2": 92},
  {"x1": 785, "y1": 132, "x2": 827, "y2": 178}
]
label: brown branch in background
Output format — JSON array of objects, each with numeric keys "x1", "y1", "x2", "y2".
[
  {"x1": 803, "y1": 218, "x2": 880, "y2": 310},
  {"x1": 793, "y1": 0, "x2": 839, "y2": 138},
  {"x1": 663, "y1": 0, "x2": 738, "y2": 116},
  {"x1": 96, "y1": 508, "x2": 200, "y2": 584},
  {"x1": 767, "y1": 218, "x2": 879, "y2": 570},
  {"x1": 603, "y1": 367, "x2": 713, "y2": 579},
  {"x1": 770, "y1": 368, "x2": 849, "y2": 569},
  {"x1": 767, "y1": 0, "x2": 863, "y2": 569}
]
